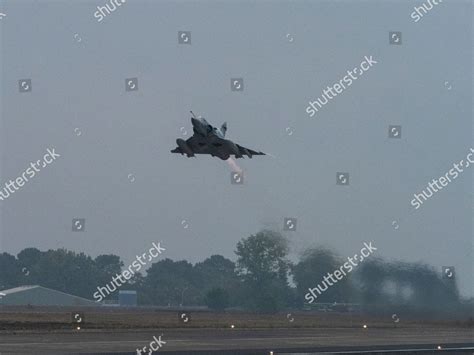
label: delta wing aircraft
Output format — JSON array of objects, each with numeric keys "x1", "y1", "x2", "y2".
[{"x1": 171, "y1": 112, "x2": 265, "y2": 160}]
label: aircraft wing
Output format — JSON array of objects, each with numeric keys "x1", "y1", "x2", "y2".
[
  {"x1": 171, "y1": 135, "x2": 213, "y2": 155},
  {"x1": 206, "y1": 137, "x2": 266, "y2": 158},
  {"x1": 171, "y1": 135, "x2": 265, "y2": 159},
  {"x1": 186, "y1": 135, "x2": 213, "y2": 154},
  {"x1": 235, "y1": 143, "x2": 266, "y2": 158}
]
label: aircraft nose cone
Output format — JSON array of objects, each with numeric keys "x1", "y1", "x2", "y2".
[{"x1": 191, "y1": 117, "x2": 199, "y2": 125}]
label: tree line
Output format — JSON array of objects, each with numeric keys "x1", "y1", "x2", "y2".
[{"x1": 0, "y1": 230, "x2": 467, "y2": 316}]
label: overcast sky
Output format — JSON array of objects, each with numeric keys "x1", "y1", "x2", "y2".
[{"x1": 0, "y1": 0, "x2": 472, "y2": 297}]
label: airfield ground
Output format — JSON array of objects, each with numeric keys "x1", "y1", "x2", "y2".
[{"x1": 0, "y1": 307, "x2": 472, "y2": 353}]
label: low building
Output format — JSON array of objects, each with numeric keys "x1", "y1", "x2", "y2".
[
  {"x1": 0, "y1": 285, "x2": 97, "y2": 306},
  {"x1": 119, "y1": 290, "x2": 137, "y2": 306}
]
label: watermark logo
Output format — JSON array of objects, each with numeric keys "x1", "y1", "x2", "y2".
[
  {"x1": 442, "y1": 266, "x2": 455, "y2": 279},
  {"x1": 72, "y1": 218, "x2": 85, "y2": 232},
  {"x1": 231, "y1": 78, "x2": 244, "y2": 92},
  {"x1": 231, "y1": 172, "x2": 244, "y2": 185},
  {"x1": 178, "y1": 31, "x2": 191, "y2": 44},
  {"x1": 125, "y1": 78, "x2": 138, "y2": 91},
  {"x1": 178, "y1": 312, "x2": 190, "y2": 323},
  {"x1": 72, "y1": 312, "x2": 84, "y2": 324},
  {"x1": 388, "y1": 125, "x2": 402, "y2": 139},
  {"x1": 19, "y1": 79, "x2": 32, "y2": 93},
  {"x1": 283, "y1": 217, "x2": 297, "y2": 231},
  {"x1": 336, "y1": 172, "x2": 349, "y2": 186},
  {"x1": 389, "y1": 31, "x2": 402, "y2": 45},
  {"x1": 181, "y1": 219, "x2": 189, "y2": 229},
  {"x1": 391, "y1": 220, "x2": 400, "y2": 230}
]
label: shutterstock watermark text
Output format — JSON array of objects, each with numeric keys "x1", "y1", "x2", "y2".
[
  {"x1": 305, "y1": 56, "x2": 378, "y2": 118},
  {"x1": 94, "y1": 242, "x2": 166, "y2": 302},
  {"x1": 305, "y1": 242, "x2": 377, "y2": 303},
  {"x1": 0, "y1": 148, "x2": 61, "y2": 201},
  {"x1": 411, "y1": 148, "x2": 473, "y2": 210}
]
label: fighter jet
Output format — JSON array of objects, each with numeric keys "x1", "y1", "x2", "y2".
[{"x1": 171, "y1": 112, "x2": 266, "y2": 160}]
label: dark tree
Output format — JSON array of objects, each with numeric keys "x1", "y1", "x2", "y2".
[
  {"x1": 293, "y1": 247, "x2": 354, "y2": 305},
  {"x1": 0, "y1": 252, "x2": 22, "y2": 289},
  {"x1": 235, "y1": 229, "x2": 292, "y2": 312},
  {"x1": 193, "y1": 255, "x2": 240, "y2": 306},
  {"x1": 205, "y1": 287, "x2": 230, "y2": 311},
  {"x1": 143, "y1": 259, "x2": 200, "y2": 306}
]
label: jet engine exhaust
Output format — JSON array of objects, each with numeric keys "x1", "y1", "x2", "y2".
[{"x1": 226, "y1": 157, "x2": 243, "y2": 174}]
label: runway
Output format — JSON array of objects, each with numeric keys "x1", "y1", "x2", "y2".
[{"x1": 0, "y1": 327, "x2": 473, "y2": 354}]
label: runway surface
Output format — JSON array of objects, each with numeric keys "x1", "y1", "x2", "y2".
[{"x1": 0, "y1": 327, "x2": 473, "y2": 354}]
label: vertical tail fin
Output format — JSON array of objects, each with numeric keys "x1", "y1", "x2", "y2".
[{"x1": 221, "y1": 122, "x2": 227, "y2": 137}]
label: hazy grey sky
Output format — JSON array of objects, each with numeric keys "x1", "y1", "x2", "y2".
[{"x1": 1, "y1": 0, "x2": 472, "y2": 297}]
